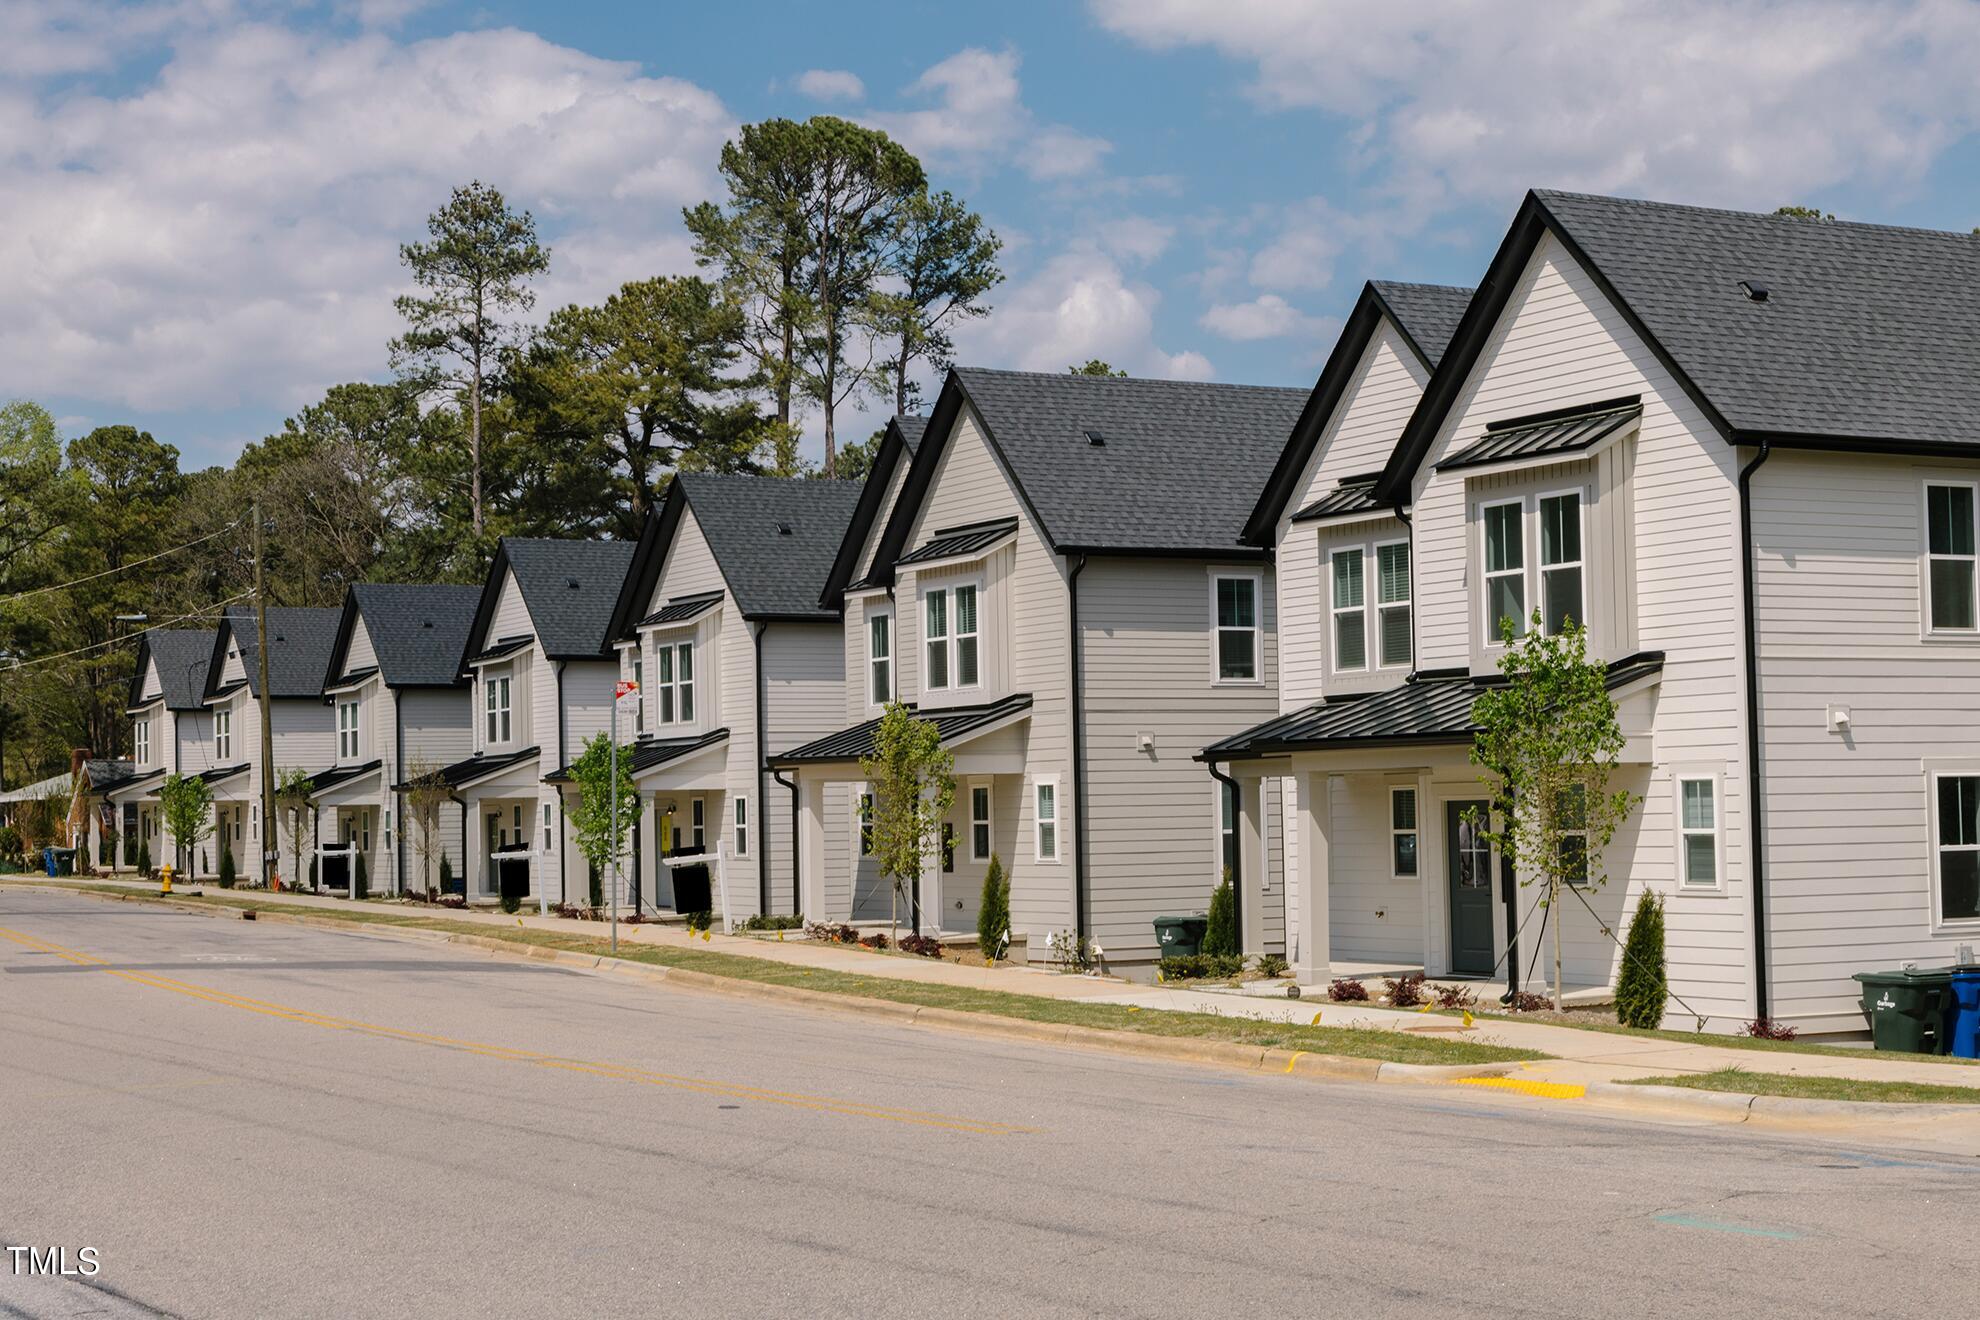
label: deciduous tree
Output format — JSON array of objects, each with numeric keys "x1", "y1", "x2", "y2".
[{"x1": 859, "y1": 701, "x2": 955, "y2": 943}]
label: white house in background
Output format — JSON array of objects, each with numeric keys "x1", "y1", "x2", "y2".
[
  {"x1": 197, "y1": 606, "x2": 342, "y2": 883},
  {"x1": 449, "y1": 538, "x2": 636, "y2": 907},
  {"x1": 104, "y1": 628, "x2": 215, "y2": 871},
  {"x1": 1210, "y1": 189, "x2": 1980, "y2": 1034},
  {"x1": 597, "y1": 472, "x2": 863, "y2": 923},
  {"x1": 774, "y1": 370, "x2": 1307, "y2": 967},
  {"x1": 315, "y1": 583, "x2": 481, "y2": 896}
]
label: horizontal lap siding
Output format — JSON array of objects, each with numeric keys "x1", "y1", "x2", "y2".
[
  {"x1": 762, "y1": 623, "x2": 846, "y2": 916},
  {"x1": 1326, "y1": 775, "x2": 1424, "y2": 963},
  {"x1": 1755, "y1": 449, "x2": 1980, "y2": 1028}
]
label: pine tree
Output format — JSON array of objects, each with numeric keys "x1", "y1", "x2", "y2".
[
  {"x1": 976, "y1": 853, "x2": 1010, "y2": 961},
  {"x1": 217, "y1": 846, "x2": 236, "y2": 889},
  {"x1": 137, "y1": 839, "x2": 151, "y2": 876},
  {"x1": 1614, "y1": 889, "x2": 1668, "y2": 1029},
  {"x1": 1202, "y1": 870, "x2": 1238, "y2": 957}
]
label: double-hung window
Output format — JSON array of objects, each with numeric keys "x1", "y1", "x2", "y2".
[
  {"x1": 655, "y1": 642, "x2": 694, "y2": 724},
  {"x1": 1927, "y1": 483, "x2": 1978, "y2": 632},
  {"x1": 970, "y1": 784, "x2": 992, "y2": 861},
  {"x1": 734, "y1": 797, "x2": 749, "y2": 857},
  {"x1": 541, "y1": 802, "x2": 553, "y2": 852},
  {"x1": 485, "y1": 673, "x2": 511, "y2": 744},
  {"x1": 632, "y1": 654, "x2": 645, "y2": 733},
  {"x1": 1483, "y1": 500, "x2": 1526, "y2": 643},
  {"x1": 689, "y1": 798, "x2": 705, "y2": 852},
  {"x1": 1330, "y1": 550, "x2": 1366, "y2": 672},
  {"x1": 1678, "y1": 775, "x2": 1719, "y2": 888},
  {"x1": 134, "y1": 717, "x2": 150, "y2": 766},
  {"x1": 868, "y1": 610, "x2": 892, "y2": 704},
  {"x1": 337, "y1": 700, "x2": 359, "y2": 760},
  {"x1": 1215, "y1": 575, "x2": 1260, "y2": 681},
  {"x1": 954, "y1": 586, "x2": 979, "y2": 687},
  {"x1": 1391, "y1": 787, "x2": 1419, "y2": 878},
  {"x1": 1539, "y1": 492, "x2": 1584, "y2": 635},
  {"x1": 1035, "y1": 778, "x2": 1059, "y2": 862},
  {"x1": 1376, "y1": 541, "x2": 1412, "y2": 668},
  {"x1": 214, "y1": 706, "x2": 232, "y2": 761},
  {"x1": 676, "y1": 642, "x2": 695, "y2": 722},
  {"x1": 924, "y1": 590, "x2": 950, "y2": 690},
  {"x1": 1934, "y1": 774, "x2": 1980, "y2": 924}
]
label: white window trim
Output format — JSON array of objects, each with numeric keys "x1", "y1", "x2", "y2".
[
  {"x1": 214, "y1": 705, "x2": 233, "y2": 761},
  {"x1": 867, "y1": 606, "x2": 894, "y2": 708},
  {"x1": 540, "y1": 802, "x2": 553, "y2": 853},
  {"x1": 923, "y1": 587, "x2": 951, "y2": 691},
  {"x1": 1033, "y1": 774, "x2": 1061, "y2": 864},
  {"x1": 920, "y1": 579, "x2": 985, "y2": 695},
  {"x1": 952, "y1": 581, "x2": 982, "y2": 691},
  {"x1": 734, "y1": 796, "x2": 749, "y2": 858},
  {"x1": 676, "y1": 641, "x2": 696, "y2": 724},
  {"x1": 1328, "y1": 548, "x2": 1367, "y2": 674},
  {"x1": 1927, "y1": 764, "x2": 1980, "y2": 931},
  {"x1": 1536, "y1": 485, "x2": 1588, "y2": 638},
  {"x1": 1373, "y1": 537, "x2": 1413, "y2": 671},
  {"x1": 1922, "y1": 479, "x2": 1980, "y2": 639},
  {"x1": 1390, "y1": 785, "x2": 1419, "y2": 881},
  {"x1": 652, "y1": 639, "x2": 697, "y2": 727},
  {"x1": 134, "y1": 717, "x2": 150, "y2": 766},
  {"x1": 1209, "y1": 568, "x2": 1265, "y2": 686},
  {"x1": 484, "y1": 672, "x2": 512, "y2": 747},
  {"x1": 1672, "y1": 768, "x2": 1726, "y2": 894},
  {"x1": 1480, "y1": 496, "x2": 1528, "y2": 649},
  {"x1": 688, "y1": 796, "x2": 705, "y2": 852},
  {"x1": 969, "y1": 779, "x2": 993, "y2": 862},
  {"x1": 337, "y1": 699, "x2": 360, "y2": 761}
]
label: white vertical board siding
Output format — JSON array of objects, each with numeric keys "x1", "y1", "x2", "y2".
[
  {"x1": 345, "y1": 617, "x2": 378, "y2": 674},
  {"x1": 1753, "y1": 449, "x2": 1980, "y2": 1028},
  {"x1": 1403, "y1": 234, "x2": 1749, "y2": 1025}
]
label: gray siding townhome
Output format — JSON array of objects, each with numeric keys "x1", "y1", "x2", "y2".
[
  {"x1": 599, "y1": 473, "x2": 863, "y2": 924},
  {"x1": 451, "y1": 538, "x2": 636, "y2": 907},
  {"x1": 315, "y1": 583, "x2": 481, "y2": 895},
  {"x1": 1210, "y1": 189, "x2": 1980, "y2": 1034},
  {"x1": 104, "y1": 628, "x2": 216, "y2": 872},
  {"x1": 775, "y1": 370, "x2": 1308, "y2": 967},
  {"x1": 198, "y1": 606, "x2": 343, "y2": 883}
]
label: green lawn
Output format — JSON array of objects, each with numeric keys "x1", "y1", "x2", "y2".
[
  {"x1": 1622, "y1": 1067, "x2": 1980, "y2": 1105},
  {"x1": 1455, "y1": 1007, "x2": 1977, "y2": 1065},
  {"x1": 16, "y1": 882, "x2": 1541, "y2": 1067}
]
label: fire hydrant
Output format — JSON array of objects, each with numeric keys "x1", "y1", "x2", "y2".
[{"x1": 159, "y1": 864, "x2": 174, "y2": 895}]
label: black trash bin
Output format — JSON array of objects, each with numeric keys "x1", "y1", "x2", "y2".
[
  {"x1": 1852, "y1": 968, "x2": 1954, "y2": 1054},
  {"x1": 1154, "y1": 915, "x2": 1209, "y2": 958}
]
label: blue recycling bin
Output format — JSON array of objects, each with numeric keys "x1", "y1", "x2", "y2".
[
  {"x1": 43, "y1": 846, "x2": 57, "y2": 876},
  {"x1": 1951, "y1": 970, "x2": 1980, "y2": 1059}
]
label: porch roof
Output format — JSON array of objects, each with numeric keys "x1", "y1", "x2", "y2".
[
  {"x1": 411, "y1": 746, "x2": 541, "y2": 792},
  {"x1": 104, "y1": 767, "x2": 165, "y2": 801},
  {"x1": 1199, "y1": 654, "x2": 1663, "y2": 761},
  {"x1": 307, "y1": 759, "x2": 382, "y2": 796},
  {"x1": 543, "y1": 728, "x2": 729, "y2": 783},
  {"x1": 196, "y1": 764, "x2": 253, "y2": 794},
  {"x1": 770, "y1": 694, "x2": 1032, "y2": 767}
]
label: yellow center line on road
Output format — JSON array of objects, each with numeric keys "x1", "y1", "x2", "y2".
[{"x1": 0, "y1": 923, "x2": 1035, "y2": 1136}]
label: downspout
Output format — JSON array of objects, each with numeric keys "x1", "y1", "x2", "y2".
[
  {"x1": 1068, "y1": 554, "x2": 1090, "y2": 942},
  {"x1": 554, "y1": 660, "x2": 567, "y2": 903},
  {"x1": 1739, "y1": 441, "x2": 1774, "y2": 1021},
  {"x1": 394, "y1": 694, "x2": 406, "y2": 897},
  {"x1": 448, "y1": 793, "x2": 468, "y2": 897},
  {"x1": 753, "y1": 622, "x2": 771, "y2": 916},
  {"x1": 1206, "y1": 759, "x2": 1242, "y2": 945},
  {"x1": 771, "y1": 766, "x2": 799, "y2": 916}
]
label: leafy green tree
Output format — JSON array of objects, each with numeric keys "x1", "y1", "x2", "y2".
[
  {"x1": 274, "y1": 766, "x2": 315, "y2": 891},
  {"x1": 976, "y1": 852, "x2": 1010, "y2": 961},
  {"x1": 833, "y1": 426, "x2": 887, "y2": 482},
  {"x1": 872, "y1": 189, "x2": 1002, "y2": 414},
  {"x1": 1068, "y1": 360, "x2": 1127, "y2": 377},
  {"x1": 0, "y1": 400, "x2": 72, "y2": 592},
  {"x1": 1774, "y1": 204, "x2": 1834, "y2": 220},
  {"x1": 1468, "y1": 615, "x2": 1641, "y2": 1009},
  {"x1": 1614, "y1": 888, "x2": 1668, "y2": 1029},
  {"x1": 859, "y1": 701, "x2": 955, "y2": 942},
  {"x1": 391, "y1": 180, "x2": 550, "y2": 538},
  {"x1": 1201, "y1": 871, "x2": 1238, "y2": 957},
  {"x1": 158, "y1": 773, "x2": 214, "y2": 875},
  {"x1": 567, "y1": 732, "x2": 638, "y2": 904}
]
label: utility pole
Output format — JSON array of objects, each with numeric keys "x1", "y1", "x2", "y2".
[{"x1": 252, "y1": 502, "x2": 278, "y2": 889}]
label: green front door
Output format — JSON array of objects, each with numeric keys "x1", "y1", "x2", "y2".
[{"x1": 1447, "y1": 801, "x2": 1495, "y2": 976}]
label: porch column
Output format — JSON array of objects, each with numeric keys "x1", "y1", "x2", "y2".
[
  {"x1": 798, "y1": 775, "x2": 827, "y2": 923},
  {"x1": 633, "y1": 789, "x2": 655, "y2": 915},
  {"x1": 917, "y1": 782, "x2": 942, "y2": 937},
  {"x1": 1293, "y1": 768, "x2": 1332, "y2": 984},
  {"x1": 1236, "y1": 772, "x2": 1268, "y2": 957}
]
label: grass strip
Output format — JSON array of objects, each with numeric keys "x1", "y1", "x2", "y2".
[
  {"x1": 1449, "y1": 1007, "x2": 1979, "y2": 1066},
  {"x1": 20, "y1": 882, "x2": 1539, "y2": 1067},
  {"x1": 1620, "y1": 1066, "x2": 1980, "y2": 1105}
]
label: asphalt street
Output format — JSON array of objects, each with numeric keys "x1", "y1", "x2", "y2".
[{"x1": 3, "y1": 886, "x2": 1977, "y2": 1319}]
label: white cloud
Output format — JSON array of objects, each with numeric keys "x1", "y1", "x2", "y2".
[
  {"x1": 956, "y1": 245, "x2": 1211, "y2": 380},
  {"x1": 874, "y1": 47, "x2": 1115, "y2": 185},
  {"x1": 1026, "y1": 125, "x2": 1112, "y2": 180},
  {"x1": 1199, "y1": 293, "x2": 1320, "y2": 342},
  {"x1": 0, "y1": 20, "x2": 732, "y2": 429},
  {"x1": 794, "y1": 68, "x2": 865, "y2": 102},
  {"x1": 1096, "y1": 215, "x2": 1175, "y2": 266},
  {"x1": 1092, "y1": 0, "x2": 1980, "y2": 212}
]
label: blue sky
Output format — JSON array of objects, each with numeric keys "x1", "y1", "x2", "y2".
[{"x1": 7, "y1": 0, "x2": 1980, "y2": 468}]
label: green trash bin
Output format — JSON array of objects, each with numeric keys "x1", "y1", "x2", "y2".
[
  {"x1": 1852, "y1": 968, "x2": 1954, "y2": 1054},
  {"x1": 1154, "y1": 915, "x2": 1209, "y2": 958}
]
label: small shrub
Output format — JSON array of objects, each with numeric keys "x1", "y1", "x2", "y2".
[
  {"x1": 804, "y1": 920, "x2": 858, "y2": 944},
  {"x1": 137, "y1": 839, "x2": 152, "y2": 874},
  {"x1": 1614, "y1": 889, "x2": 1668, "y2": 1029},
  {"x1": 1433, "y1": 982, "x2": 1478, "y2": 1010},
  {"x1": 742, "y1": 913, "x2": 806, "y2": 931},
  {"x1": 439, "y1": 855, "x2": 455, "y2": 894},
  {"x1": 976, "y1": 853, "x2": 1010, "y2": 960},
  {"x1": 1158, "y1": 952, "x2": 1244, "y2": 981},
  {"x1": 0, "y1": 826, "x2": 22, "y2": 866},
  {"x1": 1328, "y1": 977, "x2": 1369, "y2": 1002},
  {"x1": 217, "y1": 847, "x2": 237, "y2": 889},
  {"x1": 1744, "y1": 1017, "x2": 1798, "y2": 1041},
  {"x1": 683, "y1": 910, "x2": 714, "y2": 933},
  {"x1": 1254, "y1": 954, "x2": 1289, "y2": 979},
  {"x1": 899, "y1": 934, "x2": 944, "y2": 958},
  {"x1": 588, "y1": 863, "x2": 602, "y2": 909},
  {"x1": 499, "y1": 890, "x2": 520, "y2": 914},
  {"x1": 1505, "y1": 990, "x2": 1551, "y2": 1013},
  {"x1": 1201, "y1": 871, "x2": 1238, "y2": 957},
  {"x1": 353, "y1": 853, "x2": 369, "y2": 901},
  {"x1": 1384, "y1": 973, "x2": 1428, "y2": 1007},
  {"x1": 1044, "y1": 928, "x2": 1095, "y2": 973},
  {"x1": 858, "y1": 932, "x2": 890, "y2": 950}
]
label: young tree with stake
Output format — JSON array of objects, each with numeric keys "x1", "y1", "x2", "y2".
[
  {"x1": 859, "y1": 702, "x2": 955, "y2": 945},
  {"x1": 273, "y1": 766, "x2": 315, "y2": 892},
  {"x1": 157, "y1": 773, "x2": 213, "y2": 877},
  {"x1": 403, "y1": 760, "x2": 450, "y2": 897},
  {"x1": 568, "y1": 732, "x2": 638, "y2": 920}
]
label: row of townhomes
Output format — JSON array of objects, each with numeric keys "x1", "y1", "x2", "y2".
[{"x1": 64, "y1": 190, "x2": 1980, "y2": 1034}]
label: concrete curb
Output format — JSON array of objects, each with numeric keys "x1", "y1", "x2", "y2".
[{"x1": 1587, "y1": 1081, "x2": 1980, "y2": 1132}]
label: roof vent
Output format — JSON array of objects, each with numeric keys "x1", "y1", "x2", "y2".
[
  {"x1": 421, "y1": 620, "x2": 434, "y2": 629},
  {"x1": 776, "y1": 521, "x2": 793, "y2": 535},
  {"x1": 566, "y1": 577, "x2": 581, "y2": 589},
  {"x1": 1739, "y1": 279, "x2": 1770, "y2": 302},
  {"x1": 1084, "y1": 429, "x2": 1106, "y2": 447}
]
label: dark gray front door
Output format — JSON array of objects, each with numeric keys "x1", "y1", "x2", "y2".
[{"x1": 1447, "y1": 801, "x2": 1495, "y2": 976}]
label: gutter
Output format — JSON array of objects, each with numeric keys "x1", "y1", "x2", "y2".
[
  {"x1": 1738, "y1": 441, "x2": 1773, "y2": 1022},
  {"x1": 554, "y1": 660, "x2": 567, "y2": 904},
  {"x1": 753, "y1": 621, "x2": 771, "y2": 917},
  {"x1": 448, "y1": 792, "x2": 468, "y2": 898},
  {"x1": 1068, "y1": 554, "x2": 1090, "y2": 942},
  {"x1": 771, "y1": 766, "x2": 799, "y2": 916},
  {"x1": 1205, "y1": 760, "x2": 1243, "y2": 950},
  {"x1": 394, "y1": 695, "x2": 406, "y2": 897}
]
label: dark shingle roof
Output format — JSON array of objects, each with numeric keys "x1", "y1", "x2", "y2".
[
  {"x1": 347, "y1": 584, "x2": 482, "y2": 688},
  {"x1": 505, "y1": 539, "x2": 639, "y2": 658},
  {"x1": 949, "y1": 369, "x2": 1309, "y2": 554},
  {"x1": 133, "y1": 629, "x2": 216, "y2": 712},
  {"x1": 677, "y1": 474, "x2": 864, "y2": 619},
  {"x1": 816, "y1": 414, "x2": 929, "y2": 609},
  {"x1": 80, "y1": 759, "x2": 138, "y2": 793},
  {"x1": 894, "y1": 416, "x2": 927, "y2": 452},
  {"x1": 1368, "y1": 281, "x2": 1474, "y2": 369},
  {"x1": 1439, "y1": 401, "x2": 1643, "y2": 473},
  {"x1": 220, "y1": 606, "x2": 343, "y2": 699},
  {"x1": 1532, "y1": 190, "x2": 1980, "y2": 447},
  {"x1": 770, "y1": 694, "x2": 1033, "y2": 766}
]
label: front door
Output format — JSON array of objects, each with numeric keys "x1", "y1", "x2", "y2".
[{"x1": 1447, "y1": 801, "x2": 1495, "y2": 976}]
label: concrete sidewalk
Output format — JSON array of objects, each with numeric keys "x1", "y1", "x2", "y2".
[{"x1": 25, "y1": 875, "x2": 1980, "y2": 1092}]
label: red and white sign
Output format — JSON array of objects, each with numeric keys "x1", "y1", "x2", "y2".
[{"x1": 614, "y1": 680, "x2": 640, "y2": 701}]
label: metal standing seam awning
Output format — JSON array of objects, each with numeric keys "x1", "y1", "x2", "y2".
[
  {"x1": 894, "y1": 518, "x2": 1019, "y2": 570},
  {"x1": 1290, "y1": 478, "x2": 1390, "y2": 525},
  {"x1": 637, "y1": 592, "x2": 722, "y2": 629},
  {"x1": 1436, "y1": 401, "x2": 1643, "y2": 474},
  {"x1": 307, "y1": 760, "x2": 384, "y2": 804}
]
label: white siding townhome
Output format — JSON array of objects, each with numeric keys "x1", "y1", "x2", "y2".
[
  {"x1": 775, "y1": 371, "x2": 1307, "y2": 968},
  {"x1": 1209, "y1": 190, "x2": 1980, "y2": 1034},
  {"x1": 315, "y1": 583, "x2": 481, "y2": 896},
  {"x1": 598, "y1": 472, "x2": 863, "y2": 923},
  {"x1": 102, "y1": 628, "x2": 216, "y2": 871}
]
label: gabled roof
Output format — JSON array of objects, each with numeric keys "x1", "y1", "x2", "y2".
[
  {"x1": 611, "y1": 474, "x2": 863, "y2": 635},
  {"x1": 77, "y1": 759, "x2": 139, "y2": 794},
  {"x1": 1377, "y1": 190, "x2": 1980, "y2": 502},
  {"x1": 820, "y1": 415, "x2": 925, "y2": 607},
  {"x1": 770, "y1": 693, "x2": 1033, "y2": 766},
  {"x1": 465, "y1": 538, "x2": 638, "y2": 667},
  {"x1": 209, "y1": 606, "x2": 342, "y2": 700},
  {"x1": 1242, "y1": 280, "x2": 1473, "y2": 545},
  {"x1": 127, "y1": 629, "x2": 216, "y2": 713},
  {"x1": 331, "y1": 583, "x2": 482, "y2": 689}
]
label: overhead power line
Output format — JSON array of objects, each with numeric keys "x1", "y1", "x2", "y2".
[
  {"x1": 1, "y1": 517, "x2": 244, "y2": 605},
  {"x1": 0, "y1": 593, "x2": 251, "y2": 674}
]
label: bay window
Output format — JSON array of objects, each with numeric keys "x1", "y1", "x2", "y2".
[
  {"x1": 214, "y1": 705, "x2": 232, "y2": 761},
  {"x1": 655, "y1": 641, "x2": 694, "y2": 724},
  {"x1": 955, "y1": 585, "x2": 979, "y2": 687},
  {"x1": 337, "y1": 699, "x2": 359, "y2": 760},
  {"x1": 924, "y1": 590, "x2": 950, "y2": 690},
  {"x1": 484, "y1": 673, "x2": 511, "y2": 744},
  {"x1": 134, "y1": 717, "x2": 150, "y2": 766}
]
